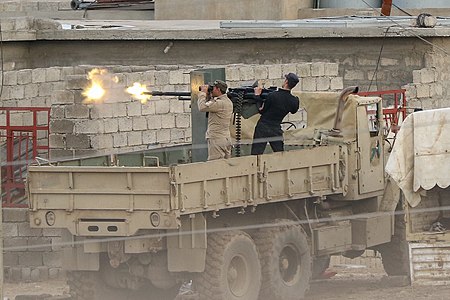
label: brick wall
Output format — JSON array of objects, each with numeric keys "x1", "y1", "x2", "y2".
[
  {"x1": 0, "y1": 1, "x2": 70, "y2": 13},
  {"x1": 2, "y1": 208, "x2": 63, "y2": 282}
]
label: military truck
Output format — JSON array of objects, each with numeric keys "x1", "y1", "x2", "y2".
[{"x1": 27, "y1": 69, "x2": 405, "y2": 300}]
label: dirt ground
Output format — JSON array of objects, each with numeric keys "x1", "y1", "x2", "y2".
[{"x1": 4, "y1": 266, "x2": 450, "y2": 300}]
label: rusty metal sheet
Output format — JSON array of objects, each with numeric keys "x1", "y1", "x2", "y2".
[{"x1": 409, "y1": 242, "x2": 450, "y2": 285}]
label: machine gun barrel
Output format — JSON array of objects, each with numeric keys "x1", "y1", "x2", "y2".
[{"x1": 143, "y1": 91, "x2": 191, "y2": 97}]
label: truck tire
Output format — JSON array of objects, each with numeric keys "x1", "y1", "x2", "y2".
[
  {"x1": 68, "y1": 271, "x2": 130, "y2": 300},
  {"x1": 195, "y1": 230, "x2": 261, "y2": 300},
  {"x1": 254, "y1": 220, "x2": 312, "y2": 300},
  {"x1": 378, "y1": 207, "x2": 410, "y2": 276}
]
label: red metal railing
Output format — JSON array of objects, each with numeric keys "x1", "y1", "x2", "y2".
[
  {"x1": 358, "y1": 89, "x2": 407, "y2": 134},
  {"x1": 0, "y1": 107, "x2": 51, "y2": 207}
]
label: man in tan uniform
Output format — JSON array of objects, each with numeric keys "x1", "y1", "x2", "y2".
[{"x1": 198, "y1": 80, "x2": 233, "y2": 160}]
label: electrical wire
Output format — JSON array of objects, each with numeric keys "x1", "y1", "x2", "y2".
[{"x1": 368, "y1": 26, "x2": 393, "y2": 92}]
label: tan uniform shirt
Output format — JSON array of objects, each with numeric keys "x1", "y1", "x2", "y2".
[{"x1": 197, "y1": 92, "x2": 233, "y2": 139}]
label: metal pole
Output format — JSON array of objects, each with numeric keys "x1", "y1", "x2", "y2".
[{"x1": 381, "y1": 0, "x2": 393, "y2": 16}]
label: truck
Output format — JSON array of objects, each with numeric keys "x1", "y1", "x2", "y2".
[{"x1": 27, "y1": 69, "x2": 407, "y2": 300}]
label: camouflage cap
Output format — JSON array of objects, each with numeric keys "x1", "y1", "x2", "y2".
[{"x1": 213, "y1": 80, "x2": 228, "y2": 93}]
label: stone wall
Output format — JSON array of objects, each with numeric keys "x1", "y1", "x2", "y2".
[{"x1": 2, "y1": 208, "x2": 63, "y2": 282}]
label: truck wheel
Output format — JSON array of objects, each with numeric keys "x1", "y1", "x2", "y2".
[
  {"x1": 254, "y1": 220, "x2": 312, "y2": 300},
  {"x1": 68, "y1": 271, "x2": 130, "y2": 300},
  {"x1": 195, "y1": 230, "x2": 261, "y2": 300},
  {"x1": 378, "y1": 210, "x2": 410, "y2": 276},
  {"x1": 312, "y1": 256, "x2": 331, "y2": 279}
]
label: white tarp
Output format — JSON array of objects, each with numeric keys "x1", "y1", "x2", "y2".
[{"x1": 385, "y1": 108, "x2": 450, "y2": 207}]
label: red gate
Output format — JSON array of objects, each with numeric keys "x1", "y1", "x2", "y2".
[{"x1": 0, "y1": 107, "x2": 51, "y2": 207}]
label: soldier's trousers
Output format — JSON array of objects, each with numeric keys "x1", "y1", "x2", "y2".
[{"x1": 251, "y1": 122, "x2": 283, "y2": 155}]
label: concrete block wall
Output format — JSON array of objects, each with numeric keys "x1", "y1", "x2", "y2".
[
  {"x1": 2, "y1": 208, "x2": 63, "y2": 282},
  {"x1": 0, "y1": 1, "x2": 71, "y2": 13},
  {"x1": 48, "y1": 62, "x2": 344, "y2": 160}
]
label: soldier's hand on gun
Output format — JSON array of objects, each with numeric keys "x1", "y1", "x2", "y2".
[{"x1": 254, "y1": 86, "x2": 262, "y2": 96}]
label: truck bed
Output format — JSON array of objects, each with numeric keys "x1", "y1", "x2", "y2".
[{"x1": 28, "y1": 145, "x2": 344, "y2": 236}]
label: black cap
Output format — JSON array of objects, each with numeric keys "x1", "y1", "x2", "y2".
[{"x1": 285, "y1": 73, "x2": 299, "y2": 88}]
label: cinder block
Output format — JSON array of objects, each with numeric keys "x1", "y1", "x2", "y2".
[
  {"x1": 50, "y1": 237, "x2": 63, "y2": 252},
  {"x1": 4, "y1": 238, "x2": 28, "y2": 252},
  {"x1": 171, "y1": 128, "x2": 185, "y2": 142},
  {"x1": 19, "y1": 252, "x2": 43, "y2": 267},
  {"x1": 156, "y1": 129, "x2": 171, "y2": 144},
  {"x1": 50, "y1": 106, "x2": 65, "y2": 119},
  {"x1": 65, "y1": 105, "x2": 89, "y2": 119},
  {"x1": 50, "y1": 149, "x2": 74, "y2": 160},
  {"x1": 38, "y1": 82, "x2": 55, "y2": 97},
  {"x1": 75, "y1": 120, "x2": 103, "y2": 134},
  {"x1": 31, "y1": 268, "x2": 40, "y2": 282},
  {"x1": 3, "y1": 252, "x2": 19, "y2": 266},
  {"x1": 66, "y1": 134, "x2": 90, "y2": 149},
  {"x1": 127, "y1": 131, "x2": 142, "y2": 146},
  {"x1": 3, "y1": 208, "x2": 28, "y2": 222},
  {"x1": 161, "y1": 114, "x2": 175, "y2": 129},
  {"x1": 37, "y1": 266, "x2": 49, "y2": 281},
  {"x1": 113, "y1": 132, "x2": 128, "y2": 147},
  {"x1": 90, "y1": 134, "x2": 113, "y2": 149},
  {"x1": 155, "y1": 100, "x2": 170, "y2": 114},
  {"x1": 268, "y1": 65, "x2": 282, "y2": 79},
  {"x1": 38, "y1": 2, "x2": 59, "y2": 11},
  {"x1": 324, "y1": 63, "x2": 339, "y2": 76},
  {"x1": 46, "y1": 68, "x2": 61, "y2": 82},
  {"x1": 21, "y1": 267, "x2": 32, "y2": 282},
  {"x1": 104, "y1": 118, "x2": 119, "y2": 133},
  {"x1": 24, "y1": 84, "x2": 39, "y2": 98},
  {"x1": 416, "y1": 84, "x2": 431, "y2": 98},
  {"x1": 17, "y1": 70, "x2": 32, "y2": 84},
  {"x1": 43, "y1": 252, "x2": 62, "y2": 268},
  {"x1": 316, "y1": 77, "x2": 330, "y2": 91},
  {"x1": 225, "y1": 66, "x2": 240, "y2": 81},
  {"x1": 3, "y1": 223, "x2": 19, "y2": 237},
  {"x1": 282, "y1": 64, "x2": 297, "y2": 77},
  {"x1": 51, "y1": 90, "x2": 74, "y2": 105},
  {"x1": 169, "y1": 70, "x2": 185, "y2": 85},
  {"x1": 22, "y1": 2, "x2": 39, "y2": 12},
  {"x1": 18, "y1": 222, "x2": 43, "y2": 237},
  {"x1": 49, "y1": 268, "x2": 59, "y2": 279},
  {"x1": 1, "y1": 19, "x2": 15, "y2": 31},
  {"x1": 420, "y1": 68, "x2": 435, "y2": 84},
  {"x1": 11, "y1": 267, "x2": 22, "y2": 282},
  {"x1": 169, "y1": 99, "x2": 184, "y2": 114},
  {"x1": 155, "y1": 71, "x2": 169, "y2": 86},
  {"x1": 132, "y1": 116, "x2": 147, "y2": 130},
  {"x1": 239, "y1": 66, "x2": 255, "y2": 81},
  {"x1": 65, "y1": 75, "x2": 88, "y2": 90},
  {"x1": 127, "y1": 101, "x2": 142, "y2": 117},
  {"x1": 10, "y1": 85, "x2": 25, "y2": 99},
  {"x1": 142, "y1": 130, "x2": 157, "y2": 144},
  {"x1": 147, "y1": 115, "x2": 162, "y2": 130},
  {"x1": 253, "y1": 66, "x2": 268, "y2": 80},
  {"x1": 301, "y1": 77, "x2": 316, "y2": 91},
  {"x1": 118, "y1": 117, "x2": 133, "y2": 132},
  {"x1": 32, "y1": 69, "x2": 46, "y2": 84},
  {"x1": 141, "y1": 70, "x2": 155, "y2": 85},
  {"x1": 311, "y1": 63, "x2": 325, "y2": 77},
  {"x1": 126, "y1": 72, "x2": 142, "y2": 86},
  {"x1": 50, "y1": 119, "x2": 74, "y2": 134},
  {"x1": 112, "y1": 103, "x2": 127, "y2": 117},
  {"x1": 330, "y1": 77, "x2": 344, "y2": 90},
  {"x1": 175, "y1": 114, "x2": 190, "y2": 128}
]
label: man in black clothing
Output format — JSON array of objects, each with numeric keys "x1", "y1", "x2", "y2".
[{"x1": 251, "y1": 73, "x2": 300, "y2": 155}]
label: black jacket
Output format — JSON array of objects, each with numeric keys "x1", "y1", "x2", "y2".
[{"x1": 258, "y1": 89, "x2": 299, "y2": 127}]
